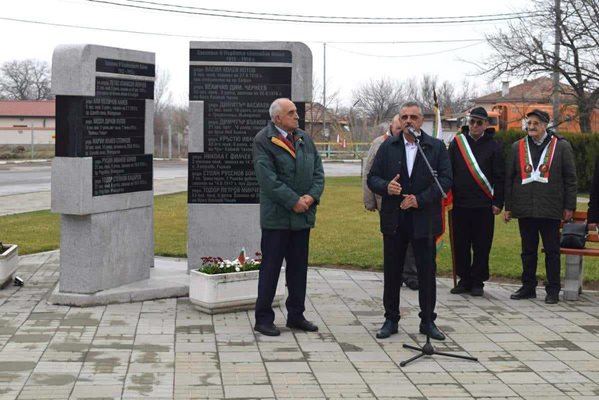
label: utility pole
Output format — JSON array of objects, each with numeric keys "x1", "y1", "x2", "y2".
[
  {"x1": 323, "y1": 42, "x2": 328, "y2": 157},
  {"x1": 168, "y1": 124, "x2": 172, "y2": 159},
  {"x1": 30, "y1": 124, "x2": 34, "y2": 160},
  {"x1": 552, "y1": 0, "x2": 561, "y2": 131},
  {"x1": 178, "y1": 132, "x2": 181, "y2": 158}
]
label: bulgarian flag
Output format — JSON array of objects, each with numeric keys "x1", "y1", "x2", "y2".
[
  {"x1": 436, "y1": 190, "x2": 453, "y2": 253},
  {"x1": 432, "y1": 88, "x2": 443, "y2": 140},
  {"x1": 237, "y1": 248, "x2": 246, "y2": 265}
]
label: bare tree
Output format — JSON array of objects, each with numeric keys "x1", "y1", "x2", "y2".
[
  {"x1": 154, "y1": 68, "x2": 172, "y2": 116},
  {"x1": 405, "y1": 75, "x2": 475, "y2": 115},
  {"x1": 351, "y1": 78, "x2": 404, "y2": 126},
  {"x1": 482, "y1": 0, "x2": 599, "y2": 132},
  {"x1": 0, "y1": 59, "x2": 52, "y2": 100},
  {"x1": 153, "y1": 67, "x2": 175, "y2": 155}
]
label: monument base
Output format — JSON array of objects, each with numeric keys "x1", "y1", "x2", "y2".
[
  {"x1": 187, "y1": 204, "x2": 260, "y2": 270},
  {"x1": 59, "y1": 206, "x2": 154, "y2": 293},
  {"x1": 49, "y1": 256, "x2": 188, "y2": 307}
]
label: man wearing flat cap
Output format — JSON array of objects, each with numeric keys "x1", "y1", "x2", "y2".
[
  {"x1": 448, "y1": 107, "x2": 504, "y2": 297},
  {"x1": 504, "y1": 109, "x2": 577, "y2": 304}
]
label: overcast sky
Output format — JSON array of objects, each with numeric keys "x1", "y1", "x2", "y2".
[{"x1": 1, "y1": 0, "x2": 532, "y2": 106}]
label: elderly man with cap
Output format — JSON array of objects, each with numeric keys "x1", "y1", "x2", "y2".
[
  {"x1": 504, "y1": 109, "x2": 577, "y2": 304},
  {"x1": 448, "y1": 107, "x2": 504, "y2": 297}
]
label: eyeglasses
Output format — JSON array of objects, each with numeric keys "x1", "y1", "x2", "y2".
[
  {"x1": 469, "y1": 119, "x2": 484, "y2": 126},
  {"x1": 400, "y1": 115, "x2": 420, "y2": 121}
]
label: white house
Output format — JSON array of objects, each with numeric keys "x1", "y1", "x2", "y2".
[{"x1": 0, "y1": 100, "x2": 55, "y2": 145}]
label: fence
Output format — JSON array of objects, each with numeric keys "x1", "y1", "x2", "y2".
[{"x1": 315, "y1": 142, "x2": 371, "y2": 159}]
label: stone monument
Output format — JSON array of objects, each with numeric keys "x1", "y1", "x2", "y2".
[
  {"x1": 187, "y1": 42, "x2": 312, "y2": 269},
  {"x1": 51, "y1": 44, "x2": 155, "y2": 294}
]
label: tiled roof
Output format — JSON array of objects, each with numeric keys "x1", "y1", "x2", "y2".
[
  {"x1": 473, "y1": 77, "x2": 577, "y2": 104},
  {"x1": 0, "y1": 100, "x2": 55, "y2": 117}
]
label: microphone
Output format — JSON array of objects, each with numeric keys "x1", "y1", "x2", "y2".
[{"x1": 406, "y1": 126, "x2": 420, "y2": 141}]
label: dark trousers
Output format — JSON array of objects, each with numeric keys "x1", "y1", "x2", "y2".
[
  {"x1": 255, "y1": 229, "x2": 310, "y2": 325},
  {"x1": 382, "y1": 213, "x2": 437, "y2": 323},
  {"x1": 452, "y1": 206, "x2": 494, "y2": 288},
  {"x1": 517, "y1": 218, "x2": 561, "y2": 295},
  {"x1": 402, "y1": 245, "x2": 418, "y2": 285}
]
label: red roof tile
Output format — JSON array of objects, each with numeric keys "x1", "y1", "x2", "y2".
[
  {"x1": 473, "y1": 77, "x2": 577, "y2": 104},
  {"x1": 0, "y1": 100, "x2": 55, "y2": 117}
]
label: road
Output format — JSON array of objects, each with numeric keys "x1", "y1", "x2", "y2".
[{"x1": 0, "y1": 159, "x2": 361, "y2": 197}]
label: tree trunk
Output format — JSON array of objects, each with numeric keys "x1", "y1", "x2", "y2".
[{"x1": 577, "y1": 99, "x2": 592, "y2": 133}]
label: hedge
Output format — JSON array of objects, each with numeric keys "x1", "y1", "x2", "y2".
[{"x1": 494, "y1": 130, "x2": 599, "y2": 192}]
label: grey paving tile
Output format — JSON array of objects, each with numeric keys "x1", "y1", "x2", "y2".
[
  {"x1": 223, "y1": 384, "x2": 274, "y2": 399},
  {"x1": 5, "y1": 255, "x2": 599, "y2": 399}
]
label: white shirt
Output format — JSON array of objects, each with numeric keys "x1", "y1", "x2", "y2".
[
  {"x1": 274, "y1": 125, "x2": 289, "y2": 139},
  {"x1": 404, "y1": 137, "x2": 418, "y2": 177},
  {"x1": 532, "y1": 131, "x2": 548, "y2": 146}
]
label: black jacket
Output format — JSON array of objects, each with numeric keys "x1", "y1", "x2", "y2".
[
  {"x1": 448, "y1": 128, "x2": 505, "y2": 209},
  {"x1": 505, "y1": 133, "x2": 577, "y2": 220},
  {"x1": 367, "y1": 131, "x2": 452, "y2": 238},
  {"x1": 588, "y1": 158, "x2": 599, "y2": 223}
]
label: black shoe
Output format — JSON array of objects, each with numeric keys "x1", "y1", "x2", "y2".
[
  {"x1": 405, "y1": 280, "x2": 419, "y2": 291},
  {"x1": 545, "y1": 293, "x2": 559, "y2": 304},
  {"x1": 470, "y1": 287, "x2": 484, "y2": 297},
  {"x1": 419, "y1": 322, "x2": 445, "y2": 341},
  {"x1": 376, "y1": 319, "x2": 398, "y2": 339},
  {"x1": 450, "y1": 285, "x2": 471, "y2": 294},
  {"x1": 286, "y1": 319, "x2": 318, "y2": 332},
  {"x1": 254, "y1": 323, "x2": 281, "y2": 336},
  {"x1": 510, "y1": 286, "x2": 536, "y2": 300}
]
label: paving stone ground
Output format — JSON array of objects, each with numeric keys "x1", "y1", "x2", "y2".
[{"x1": 1, "y1": 251, "x2": 599, "y2": 399}]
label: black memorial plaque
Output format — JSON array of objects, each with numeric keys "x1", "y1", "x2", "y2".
[
  {"x1": 56, "y1": 97, "x2": 146, "y2": 157},
  {"x1": 95, "y1": 77, "x2": 154, "y2": 99},
  {"x1": 55, "y1": 57, "x2": 154, "y2": 197},
  {"x1": 190, "y1": 49, "x2": 292, "y2": 63},
  {"x1": 93, "y1": 154, "x2": 152, "y2": 196},
  {"x1": 189, "y1": 54, "x2": 306, "y2": 204},
  {"x1": 96, "y1": 58, "x2": 155, "y2": 77}
]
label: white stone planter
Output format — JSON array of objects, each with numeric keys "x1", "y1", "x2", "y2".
[
  {"x1": 0, "y1": 244, "x2": 19, "y2": 288},
  {"x1": 189, "y1": 268, "x2": 285, "y2": 314}
]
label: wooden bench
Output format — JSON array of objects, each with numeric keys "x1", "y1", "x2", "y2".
[{"x1": 559, "y1": 211, "x2": 599, "y2": 300}]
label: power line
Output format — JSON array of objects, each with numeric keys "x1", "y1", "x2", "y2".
[
  {"x1": 0, "y1": 16, "x2": 491, "y2": 44},
  {"x1": 105, "y1": 0, "x2": 538, "y2": 21},
  {"x1": 0, "y1": 16, "x2": 248, "y2": 40},
  {"x1": 328, "y1": 42, "x2": 483, "y2": 58},
  {"x1": 84, "y1": 0, "x2": 544, "y2": 25}
]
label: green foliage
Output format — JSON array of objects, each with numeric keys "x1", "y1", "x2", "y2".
[
  {"x1": 494, "y1": 130, "x2": 599, "y2": 192},
  {"x1": 198, "y1": 256, "x2": 261, "y2": 275}
]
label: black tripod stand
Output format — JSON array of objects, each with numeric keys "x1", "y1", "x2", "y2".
[{"x1": 400, "y1": 128, "x2": 478, "y2": 367}]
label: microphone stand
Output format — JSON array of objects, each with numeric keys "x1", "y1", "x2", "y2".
[{"x1": 399, "y1": 127, "x2": 478, "y2": 367}]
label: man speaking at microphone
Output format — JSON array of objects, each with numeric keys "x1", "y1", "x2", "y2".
[{"x1": 367, "y1": 101, "x2": 452, "y2": 340}]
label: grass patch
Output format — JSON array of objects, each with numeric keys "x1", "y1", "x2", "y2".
[{"x1": 1, "y1": 176, "x2": 598, "y2": 283}]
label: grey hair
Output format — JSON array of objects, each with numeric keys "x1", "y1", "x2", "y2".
[
  {"x1": 376, "y1": 122, "x2": 390, "y2": 136},
  {"x1": 269, "y1": 98, "x2": 290, "y2": 121},
  {"x1": 400, "y1": 101, "x2": 423, "y2": 115}
]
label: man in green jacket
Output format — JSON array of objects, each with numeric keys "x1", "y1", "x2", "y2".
[
  {"x1": 252, "y1": 98, "x2": 325, "y2": 336},
  {"x1": 505, "y1": 109, "x2": 577, "y2": 304}
]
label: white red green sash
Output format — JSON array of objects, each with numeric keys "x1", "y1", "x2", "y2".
[
  {"x1": 455, "y1": 134, "x2": 493, "y2": 200},
  {"x1": 519, "y1": 135, "x2": 557, "y2": 184}
]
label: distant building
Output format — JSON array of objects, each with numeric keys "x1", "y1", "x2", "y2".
[
  {"x1": 471, "y1": 77, "x2": 599, "y2": 133},
  {"x1": 304, "y1": 102, "x2": 349, "y2": 142},
  {"x1": 0, "y1": 100, "x2": 56, "y2": 145}
]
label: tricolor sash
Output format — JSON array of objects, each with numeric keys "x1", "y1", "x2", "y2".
[
  {"x1": 271, "y1": 134, "x2": 296, "y2": 158},
  {"x1": 519, "y1": 135, "x2": 557, "y2": 184},
  {"x1": 454, "y1": 134, "x2": 493, "y2": 200}
]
